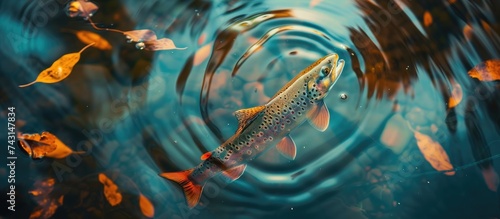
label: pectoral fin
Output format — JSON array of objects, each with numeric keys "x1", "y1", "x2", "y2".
[
  {"x1": 222, "y1": 164, "x2": 247, "y2": 182},
  {"x1": 307, "y1": 101, "x2": 330, "y2": 132},
  {"x1": 234, "y1": 106, "x2": 265, "y2": 133},
  {"x1": 276, "y1": 135, "x2": 297, "y2": 160}
]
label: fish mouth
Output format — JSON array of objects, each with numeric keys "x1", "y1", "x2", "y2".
[{"x1": 323, "y1": 53, "x2": 345, "y2": 89}]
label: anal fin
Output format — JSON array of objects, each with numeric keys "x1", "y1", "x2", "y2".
[
  {"x1": 307, "y1": 101, "x2": 330, "y2": 132},
  {"x1": 222, "y1": 164, "x2": 247, "y2": 182},
  {"x1": 276, "y1": 135, "x2": 297, "y2": 160}
]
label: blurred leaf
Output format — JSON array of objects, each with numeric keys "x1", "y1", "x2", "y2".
[
  {"x1": 481, "y1": 165, "x2": 499, "y2": 192},
  {"x1": 193, "y1": 42, "x2": 213, "y2": 66},
  {"x1": 75, "y1": 30, "x2": 111, "y2": 50},
  {"x1": 18, "y1": 132, "x2": 84, "y2": 159},
  {"x1": 423, "y1": 11, "x2": 433, "y2": 27},
  {"x1": 124, "y1": 29, "x2": 157, "y2": 42},
  {"x1": 19, "y1": 43, "x2": 94, "y2": 87},
  {"x1": 66, "y1": 0, "x2": 98, "y2": 18},
  {"x1": 310, "y1": 0, "x2": 322, "y2": 8},
  {"x1": 98, "y1": 173, "x2": 122, "y2": 206},
  {"x1": 414, "y1": 131, "x2": 455, "y2": 175},
  {"x1": 468, "y1": 59, "x2": 500, "y2": 81},
  {"x1": 448, "y1": 82, "x2": 463, "y2": 108},
  {"x1": 143, "y1": 38, "x2": 187, "y2": 51},
  {"x1": 139, "y1": 193, "x2": 155, "y2": 218},
  {"x1": 29, "y1": 178, "x2": 63, "y2": 219}
]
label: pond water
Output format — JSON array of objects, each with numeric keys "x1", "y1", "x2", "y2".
[{"x1": 1, "y1": 0, "x2": 500, "y2": 218}]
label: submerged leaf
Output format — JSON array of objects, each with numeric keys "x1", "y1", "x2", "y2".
[
  {"x1": 75, "y1": 30, "x2": 111, "y2": 50},
  {"x1": 423, "y1": 11, "x2": 433, "y2": 27},
  {"x1": 124, "y1": 29, "x2": 157, "y2": 42},
  {"x1": 19, "y1": 43, "x2": 94, "y2": 87},
  {"x1": 98, "y1": 173, "x2": 122, "y2": 206},
  {"x1": 414, "y1": 131, "x2": 455, "y2": 175},
  {"x1": 139, "y1": 193, "x2": 155, "y2": 218},
  {"x1": 29, "y1": 178, "x2": 62, "y2": 219},
  {"x1": 193, "y1": 42, "x2": 213, "y2": 65},
  {"x1": 468, "y1": 59, "x2": 500, "y2": 81},
  {"x1": 448, "y1": 82, "x2": 463, "y2": 108},
  {"x1": 18, "y1": 132, "x2": 83, "y2": 159},
  {"x1": 66, "y1": 0, "x2": 98, "y2": 18},
  {"x1": 481, "y1": 165, "x2": 499, "y2": 192},
  {"x1": 144, "y1": 38, "x2": 187, "y2": 51}
]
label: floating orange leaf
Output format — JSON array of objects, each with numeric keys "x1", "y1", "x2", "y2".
[
  {"x1": 29, "y1": 178, "x2": 63, "y2": 219},
  {"x1": 143, "y1": 38, "x2": 187, "y2": 51},
  {"x1": 139, "y1": 193, "x2": 155, "y2": 218},
  {"x1": 19, "y1": 42, "x2": 94, "y2": 87},
  {"x1": 66, "y1": 0, "x2": 98, "y2": 18},
  {"x1": 193, "y1": 42, "x2": 213, "y2": 66},
  {"x1": 75, "y1": 30, "x2": 111, "y2": 50},
  {"x1": 423, "y1": 11, "x2": 433, "y2": 27},
  {"x1": 414, "y1": 131, "x2": 455, "y2": 175},
  {"x1": 463, "y1": 24, "x2": 473, "y2": 40},
  {"x1": 124, "y1": 29, "x2": 157, "y2": 42},
  {"x1": 18, "y1": 131, "x2": 84, "y2": 159},
  {"x1": 448, "y1": 82, "x2": 463, "y2": 108},
  {"x1": 98, "y1": 173, "x2": 122, "y2": 206},
  {"x1": 468, "y1": 59, "x2": 500, "y2": 81}
]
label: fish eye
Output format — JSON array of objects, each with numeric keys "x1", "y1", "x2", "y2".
[{"x1": 320, "y1": 66, "x2": 329, "y2": 77}]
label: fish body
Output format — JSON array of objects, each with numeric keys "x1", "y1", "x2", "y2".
[{"x1": 160, "y1": 54, "x2": 345, "y2": 208}]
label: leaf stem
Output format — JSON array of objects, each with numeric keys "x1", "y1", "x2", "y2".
[
  {"x1": 19, "y1": 80, "x2": 37, "y2": 88},
  {"x1": 79, "y1": 42, "x2": 96, "y2": 54},
  {"x1": 88, "y1": 17, "x2": 124, "y2": 34}
]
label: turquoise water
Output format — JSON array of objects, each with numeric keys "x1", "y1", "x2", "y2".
[{"x1": 1, "y1": 0, "x2": 500, "y2": 218}]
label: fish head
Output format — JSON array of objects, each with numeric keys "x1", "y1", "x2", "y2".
[{"x1": 306, "y1": 53, "x2": 345, "y2": 100}]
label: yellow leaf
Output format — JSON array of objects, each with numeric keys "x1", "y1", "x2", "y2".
[
  {"x1": 75, "y1": 30, "x2": 111, "y2": 50},
  {"x1": 18, "y1": 132, "x2": 84, "y2": 159},
  {"x1": 98, "y1": 173, "x2": 122, "y2": 206},
  {"x1": 423, "y1": 11, "x2": 433, "y2": 27},
  {"x1": 414, "y1": 131, "x2": 455, "y2": 175},
  {"x1": 448, "y1": 82, "x2": 463, "y2": 108},
  {"x1": 19, "y1": 43, "x2": 95, "y2": 87},
  {"x1": 66, "y1": 0, "x2": 99, "y2": 18},
  {"x1": 139, "y1": 193, "x2": 155, "y2": 218},
  {"x1": 468, "y1": 59, "x2": 500, "y2": 81},
  {"x1": 29, "y1": 178, "x2": 61, "y2": 219}
]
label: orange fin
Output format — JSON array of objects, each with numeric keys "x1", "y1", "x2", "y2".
[
  {"x1": 159, "y1": 169, "x2": 203, "y2": 208},
  {"x1": 234, "y1": 106, "x2": 265, "y2": 133},
  {"x1": 200, "y1": 152, "x2": 212, "y2": 160},
  {"x1": 307, "y1": 101, "x2": 330, "y2": 132},
  {"x1": 222, "y1": 164, "x2": 247, "y2": 182},
  {"x1": 276, "y1": 135, "x2": 297, "y2": 160}
]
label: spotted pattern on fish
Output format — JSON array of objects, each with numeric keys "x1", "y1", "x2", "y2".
[{"x1": 160, "y1": 54, "x2": 345, "y2": 208}]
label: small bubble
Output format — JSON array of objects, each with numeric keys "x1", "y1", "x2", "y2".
[
  {"x1": 136, "y1": 42, "x2": 145, "y2": 50},
  {"x1": 174, "y1": 140, "x2": 178, "y2": 144},
  {"x1": 427, "y1": 181, "x2": 430, "y2": 184},
  {"x1": 291, "y1": 207, "x2": 294, "y2": 210},
  {"x1": 340, "y1": 93, "x2": 348, "y2": 100}
]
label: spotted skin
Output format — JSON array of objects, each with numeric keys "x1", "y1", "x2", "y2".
[{"x1": 160, "y1": 54, "x2": 345, "y2": 208}]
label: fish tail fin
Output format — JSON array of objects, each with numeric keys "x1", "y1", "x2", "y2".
[{"x1": 160, "y1": 169, "x2": 203, "y2": 208}]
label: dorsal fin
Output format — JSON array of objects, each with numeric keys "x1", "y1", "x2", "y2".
[{"x1": 233, "y1": 106, "x2": 265, "y2": 133}]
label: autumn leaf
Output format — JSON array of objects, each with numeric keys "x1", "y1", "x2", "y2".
[
  {"x1": 19, "y1": 42, "x2": 94, "y2": 87},
  {"x1": 124, "y1": 29, "x2": 157, "y2": 42},
  {"x1": 75, "y1": 30, "x2": 111, "y2": 50},
  {"x1": 468, "y1": 59, "x2": 500, "y2": 81},
  {"x1": 142, "y1": 38, "x2": 187, "y2": 51},
  {"x1": 139, "y1": 193, "x2": 155, "y2": 218},
  {"x1": 448, "y1": 82, "x2": 463, "y2": 108},
  {"x1": 66, "y1": 0, "x2": 98, "y2": 18},
  {"x1": 18, "y1": 131, "x2": 84, "y2": 159},
  {"x1": 98, "y1": 173, "x2": 122, "y2": 206},
  {"x1": 310, "y1": 0, "x2": 322, "y2": 8},
  {"x1": 414, "y1": 131, "x2": 455, "y2": 175},
  {"x1": 194, "y1": 42, "x2": 213, "y2": 66},
  {"x1": 423, "y1": 11, "x2": 433, "y2": 27},
  {"x1": 29, "y1": 178, "x2": 64, "y2": 219}
]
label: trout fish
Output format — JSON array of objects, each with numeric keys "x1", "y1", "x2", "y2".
[{"x1": 160, "y1": 54, "x2": 345, "y2": 208}]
